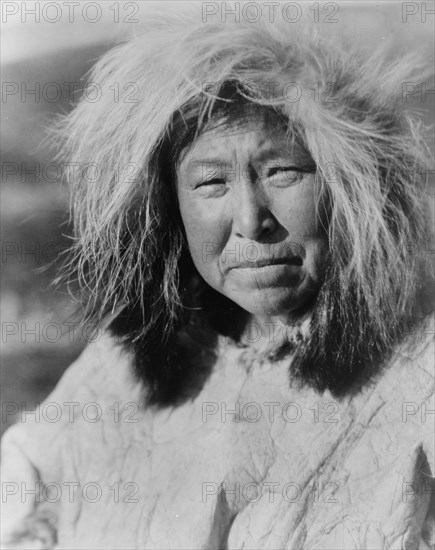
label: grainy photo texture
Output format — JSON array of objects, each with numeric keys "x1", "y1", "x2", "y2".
[{"x1": 1, "y1": 1, "x2": 434, "y2": 549}]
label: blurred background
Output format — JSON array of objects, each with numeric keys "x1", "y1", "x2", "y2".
[
  {"x1": 1, "y1": 1, "x2": 434, "y2": 433},
  {"x1": 1, "y1": 2, "x2": 129, "y2": 433}
]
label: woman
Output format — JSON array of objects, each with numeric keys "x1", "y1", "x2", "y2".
[{"x1": 2, "y1": 5, "x2": 434, "y2": 549}]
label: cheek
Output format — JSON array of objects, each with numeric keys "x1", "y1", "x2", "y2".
[
  {"x1": 273, "y1": 179, "x2": 321, "y2": 240},
  {"x1": 291, "y1": 186, "x2": 329, "y2": 281},
  {"x1": 178, "y1": 196, "x2": 228, "y2": 275},
  {"x1": 273, "y1": 180, "x2": 328, "y2": 279}
]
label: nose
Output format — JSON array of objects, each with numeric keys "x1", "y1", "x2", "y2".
[{"x1": 232, "y1": 183, "x2": 277, "y2": 241}]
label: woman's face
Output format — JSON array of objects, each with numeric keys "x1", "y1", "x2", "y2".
[{"x1": 176, "y1": 115, "x2": 329, "y2": 323}]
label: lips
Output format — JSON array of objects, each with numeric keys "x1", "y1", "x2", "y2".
[{"x1": 230, "y1": 256, "x2": 303, "y2": 270}]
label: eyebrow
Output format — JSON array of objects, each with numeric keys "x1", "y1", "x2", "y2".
[
  {"x1": 184, "y1": 148, "x2": 304, "y2": 170},
  {"x1": 186, "y1": 159, "x2": 232, "y2": 168}
]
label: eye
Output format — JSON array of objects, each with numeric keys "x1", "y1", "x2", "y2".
[
  {"x1": 266, "y1": 166, "x2": 310, "y2": 186},
  {"x1": 193, "y1": 178, "x2": 228, "y2": 197},
  {"x1": 268, "y1": 166, "x2": 301, "y2": 176},
  {"x1": 195, "y1": 178, "x2": 226, "y2": 188}
]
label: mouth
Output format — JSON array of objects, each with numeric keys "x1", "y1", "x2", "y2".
[{"x1": 231, "y1": 257, "x2": 303, "y2": 270}]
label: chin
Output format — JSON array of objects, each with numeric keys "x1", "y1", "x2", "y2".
[{"x1": 233, "y1": 288, "x2": 315, "y2": 320}]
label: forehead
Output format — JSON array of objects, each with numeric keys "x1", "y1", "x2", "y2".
[{"x1": 178, "y1": 115, "x2": 294, "y2": 167}]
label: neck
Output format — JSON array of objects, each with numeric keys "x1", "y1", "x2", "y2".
[{"x1": 241, "y1": 307, "x2": 313, "y2": 353}]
